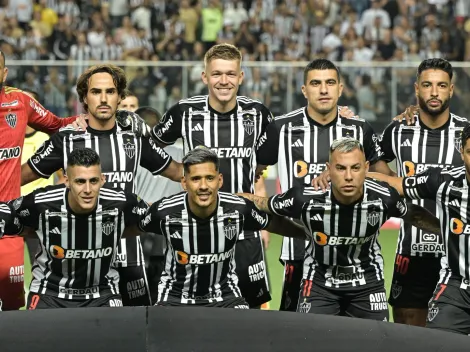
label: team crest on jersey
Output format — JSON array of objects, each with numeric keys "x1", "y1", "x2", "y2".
[
  {"x1": 101, "y1": 221, "x2": 115, "y2": 236},
  {"x1": 223, "y1": 218, "x2": 237, "y2": 240},
  {"x1": 298, "y1": 300, "x2": 311, "y2": 313},
  {"x1": 391, "y1": 283, "x2": 402, "y2": 299},
  {"x1": 242, "y1": 114, "x2": 255, "y2": 135},
  {"x1": 123, "y1": 142, "x2": 136, "y2": 159},
  {"x1": 367, "y1": 211, "x2": 380, "y2": 226},
  {"x1": 5, "y1": 113, "x2": 17, "y2": 128},
  {"x1": 455, "y1": 137, "x2": 462, "y2": 152},
  {"x1": 427, "y1": 303, "x2": 439, "y2": 322}
]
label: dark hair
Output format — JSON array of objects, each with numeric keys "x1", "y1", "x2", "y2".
[
  {"x1": 182, "y1": 146, "x2": 219, "y2": 174},
  {"x1": 22, "y1": 88, "x2": 39, "y2": 101},
  {"x1": 416, "y1": 58, "x2": 453, "y2": 81},
  {"x1": 67, "y1": 148, "x2": 101, "y2": 168},
  {"x1": 0, "y1": 49, "x2": 4, "y2": 67},
  {"x1": 304, "y1": 58, "x2": 341, "y2": 84},
  {"x1": 135, "y1": 106, "x2": 162, "y2": 123},
  {"x1": 123, "y1": 89, "x2": 137, "y2": 98},
  {"x1": 76, "y1": 64, "x2": 127, "y2": 112},
  {"x1": 461, "y1": 124, "x2": 470, "y2": 150}
]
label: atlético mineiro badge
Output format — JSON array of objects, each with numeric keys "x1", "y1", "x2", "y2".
[
  {"x1": 123, "y1": 142, "x2": 136, "y2": 159},
  {"x1": 242, "y1": 114, "x2": 255, "y2": 135},
  {"x1": 5, "y1": 113, "x2": 17, "y2": 128},
  {"x1": 367, "y1": 211, "x2": 380, "y2": 226},
  {"x1": 102, "y1": 221, "x2": 115, "y2": 236}
]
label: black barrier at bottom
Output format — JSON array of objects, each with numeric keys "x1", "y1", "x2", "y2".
[{"x1": 0, "y1": 307, "x2": 468, "y2": 351}]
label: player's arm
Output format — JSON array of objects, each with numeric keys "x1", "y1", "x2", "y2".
[
  {"x1": 0, "y1": 193, "x2": 40, "y2": 238},
  {"x1": 385, "y1": 186, "x2": 440, "y2": 235},
  {"x1": 367, "y1": 173, "x2": 404, "y2": 196},
  {"x1": 22, "y1": 134, "x2": 64, "y2": 186},
  {"x1": 255, "y1": 174, "x2": 270, "y2": 249},
  {"x1": 140, "y1": 137, "x2": 183, "y2": 182},
  {"x1": 255, "y1": 120, "x2": 280, "y2": 176},
  {"x1": 150, "y1": 104, "x2": 183, "y2": 148},
  {"x1": 242, "y1": 199, "x2": 308, "y2": 241},
  {"x1": 363, "y1": 121, "x2": 396, "y2": 176},
  {"x1": 121, "y1": 193, "x2": 150, "y2": 237}
]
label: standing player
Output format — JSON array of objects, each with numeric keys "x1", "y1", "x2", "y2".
[
  {"x1": 255, "y1": 59, "x2": 394, "y2": 311},
  {"x1": 20, "y1": 64, "x2": 183, "y2": 307},
  {"x1": 240, "y1": 138, "x2": 440, "y2": 320},
  {"x1": 150, "y1": 43, "x2": 273, "y2": 308},
  {"x1": 379, "y1": 58, "x2": 468, "y2": 326},
  {"x1": 0, "y1": 148, "x2": 149, "y2": 309},
  {"x1": 369, "y1": 124, "x2": 470, "y2": 334},
  {"x1": 118, "y1": 91, "x2": 139, "y2": 112},
  {"x1": 137, "y1": 147, "x2": 307, "y2": 308},
  {"x1": 0, "y1": 50, "x2": 90, "y2": 311}
]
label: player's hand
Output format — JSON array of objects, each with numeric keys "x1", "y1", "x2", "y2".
[
  {"x1": 338, "y1": 106, "x2": 358, "y2": 119},
  {"x1": 0, "y1": 204, "x2": 14, "y2": 239},
  {"x1": 261, "y1": 230, "x2": 270, "y2": 250},
  {"x1": 393, "y1": 105, "x2": 419, "y2": 125},
  {"x1": 311, "y1": 169, "x2": 331, "y2": 191},
  {"x1": 115, "y1": 110, "x2": 151, "y2": 137},
  {"x1": 236, "y1": 192, "x2": 252, "y2": 199},
  {"x1": 71, "y1": 114, "x2": 88, "y2": 131}
]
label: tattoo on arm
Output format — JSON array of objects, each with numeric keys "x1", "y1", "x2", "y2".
[
  {"x1": 238, "y1": 193, "x2": 271, "y2": 214},
  {"x1": 405, "y1": 204, "x2": 441, "y2": 235}
]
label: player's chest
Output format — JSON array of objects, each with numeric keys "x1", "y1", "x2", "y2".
[
  {"x1": 182, "y1": 111, "x2": 261, "y2": 147},
  {"x1": 0, "y1": 104, "x2": 28, "y2": 146}
]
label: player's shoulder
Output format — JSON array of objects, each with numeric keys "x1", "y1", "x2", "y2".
[
  {"x1": 33, "y1": 184, "x2": 67, "y2": 203},
  {"x1": 99, "y1": 186, "x2": 127, "y2": 201},
  {"x1": 338, "y1": 115, "x2": 368, "y2": 128},
  {"x1": 450, "y1": 112, "x2": 469, "y2": 126},
  {"x1": 178, "y1": 95, "x2": 208, "y2": 110},
  {"x1": 56, "y1": 123, "x2": 84, "y2": 135},
  {"x1": 219, "y1": 192, "x2": 248, "y2": 207},
  {"x1": 3, "y1": 86, "x2": 24, "y2": 97},
  {"x1": 155, "y1": 192, "x2": 187, "y2": 215},
  {"x1": 440, "y1": 165, "x2": 466, "y2": 180},
  {"x1": 237, "y1": 96, "x2": 271, "y2": 113},
  {"x1": 273, "y1": 107, "x2": 306, "y2": 125},
  {"x1": 364, "y1": 178, "x2": 395, "y2": 197}
]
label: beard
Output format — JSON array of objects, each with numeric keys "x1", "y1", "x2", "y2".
[{"x1": 418, "y1": 95, "x2": 450, "y2": 116}]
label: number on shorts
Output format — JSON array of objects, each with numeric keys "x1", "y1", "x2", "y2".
[
  {"x1": 395, "y1": 254, "x2": 409, "y2": 275},
  {"x1": 29, "y1": 294, "x2": 40, "y2": 310}
]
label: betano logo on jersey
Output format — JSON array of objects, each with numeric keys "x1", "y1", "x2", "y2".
[
  {"x1": 176, "y1": 248, "x2": 235, "y2": 265},
  {"x1": 0, "y1": 146, "x2": 21, "y2": 160},
  {"x1": 403, "y1": 161, "x2": 447, "y2": 176},
  {"x1": 210, "y1": 147, "x2": 252, "y2": 159},
  {"x1": 314, "y1": 232, "x2": 375, "y2": 246},
  {"x1": 103, "y1": 171, "x2": 133, "y2": 183},
  {"x1": 450, "y1": 218, "x2": 470, "y2": 235},
  {"x1": 294, "y1": 161, "x2": 327, "y2": 178},
  {"x1": 50, "y1": 245, "x2": 113, "y2": 260}
]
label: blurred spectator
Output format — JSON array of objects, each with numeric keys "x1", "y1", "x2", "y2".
[
  {"x1": 224, "y1": 0, "x2": 248, "y2": 31},
  {"x1": 179, "y1": 0, "x2": 199, "y2": 52},
  {"x1": 107, "y1": 0, "x2": 129, "y2": 29},
  {"x1": 201, "y1": 0, "x2": 223, "y2": 50},
  {"x1": 322, "y1": 22, "x2": 342, "y2": 61},
  {"x1": 357, "y1": 74, "x2": 377, "y2": 122},
  {"x1": 361, "y1": 0, "x2": 391, "y2": 32},
  {"x1": 420, "y1": 14, "x2": 441, "y2": 48},
  {"x1": 7, "y1": 0, "x2": 33, "y2": 30}
]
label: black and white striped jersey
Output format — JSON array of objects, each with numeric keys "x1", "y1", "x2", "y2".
[
  {"x1": 380, "y1": 114, "x2": 468, "y2": 258},
  {"x1": 26, "y1": 123, "x2": 172, "y2": 267},
  {"x1": 257, "y1": 107, "x2": 383, "y2": 261},
  {"x1": 139, "y1": 192, "x2": 271, "y2": 305},
  {"x1": 402, "y1": 166, "x2": 470, "y2": 286},
  {"x1": 3, "y1": 185, "x2": 147, "y2": 300},
  {"x1": 151, "y1": 95, "x2": 273, "y2": 240},
  {"x1": 268, "y1": 180, "x2": 408, "y2": 289}
]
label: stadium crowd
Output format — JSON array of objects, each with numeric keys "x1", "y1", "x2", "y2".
[{"x1": 1, "y1": 0, "x2": 470, "y2": 125}]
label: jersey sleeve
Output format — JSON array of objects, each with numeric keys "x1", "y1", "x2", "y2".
[
  {"x1": 383, "y1": 185, "x2": 408, "y2": 219},
  {"x1": 256, "y1": 120, "x2": 280, "y2": 166},
  {"x1": 259, "y1": 104, "x2": 274, "y2": 132},
  {"x1": 124, "y1": 193, "x2": 149, "y2": 227},
  {"x1": 4, "y1": 192, "x2": 41, "y2": 234},
  {"x1": 151, "y1": 103, "x2": 182, "y2": 145},
  {"x1": 402, "y1": 167, "x2": 443, "y2": 202},
  {"x1": 379, "y1": 121, "x2": 396, "y2": 163},
  {"x1": 138, "y1": 202, "x2": 163, "y2": 235},
  {"x1": 139, "y1": 137, "x2": 173, "y2": 175},
  {"x1": 268, "y1": 186, "x2": 317, "y2": 218},
  {"x1": 21, "y1": 92, "x2": 76, "y2": 134},
  {"x1": 27, "y1": 133, "x2": 65, "y2": 178},
  {"x1": 362, "y1": 121, "x2": 383, "y2": 165},
  {"x1": 242, "y1": 199, "x2": 271, "y2": 231}
]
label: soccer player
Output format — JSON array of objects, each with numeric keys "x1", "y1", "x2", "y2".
[
  {"x1": 20, "y1": 64, "x2": 183, "y2": 307},
  {"x1": 0, "y1": 50, "x2": 90, "y2": 311},
  {"x1": 149, "y1": 43, "x2": 273, "y2": 308},
  {"x1": 255, "y1": 58, "x2": 393, "y2": 311},
  {"x1": 379, "y1": 58, "x2": 468, "y2": 326},
  {"x1": 368, "y1": 124, "x2": 470, "y2": 334},
  {"x1": 239, "y1": 138, "x2": 440, "y2": 320},
  {"x1": 118, "y1": 91, "x2": 139, "y2": 112},
  {"x1": 137, "y1": 147, "x2": 307, "y2": 308},
  {"x1": 0, "y1": 148, "x2": 149, "y2": 309}
]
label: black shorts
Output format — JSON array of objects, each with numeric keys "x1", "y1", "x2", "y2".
[
  {"x1": 118, "y1": 265, "x2": 151, "y2": 306},
  {"x1": 27, "y1": 292, "x2": 122, "y2": 309},
  {"x1": 388, "y1": 254, "x2": 441, "y2": 309},
  {"x1": 234, "y1": 236, "x2": 271, "y2": 308},
  {"x1": 147, "y1": 255, "x2": 165, "y2": 304},
  {"x1": 298, "y1": 279, "x2": 389, "y2": 321},
  {"x1": 426, "y1": 281, "x2": 470, "y2": 335},
  {"x1": 279, "y1": 260, "x2": 303, "y2": 312},
  {"x1": 157, "y1": 296, "x2": 249, "y2": 309}
]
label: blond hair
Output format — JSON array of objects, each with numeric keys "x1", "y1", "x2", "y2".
[{"x1": 203, "y1": 43, "x2": 242, "y2": 68}]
